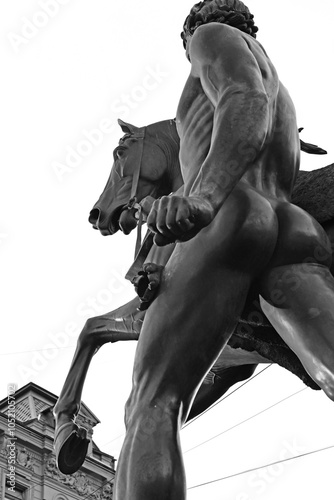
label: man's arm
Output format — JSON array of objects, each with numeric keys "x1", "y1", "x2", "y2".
[
  {"x1": 188, "y1": 23, "x2": 276, "y2": 213},
  {"x1": 147, "y1": 24, "x2": 278, "y2": 245}
]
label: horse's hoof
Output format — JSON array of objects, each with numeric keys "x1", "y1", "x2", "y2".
[{"x1": 54, "y1": 421, "x2": 89, "y2": 474}]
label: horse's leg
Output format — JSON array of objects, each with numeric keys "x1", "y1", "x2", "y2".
[
  {"x1": 187, "y1": 364, "x2": 258, "y2": 421},
  {"x1": 54, "y1": 296, "x2": 144, "y2": 474}
]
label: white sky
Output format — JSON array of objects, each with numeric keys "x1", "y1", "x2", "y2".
[{"x1": 1, "y1": 1, "x2": 334, "y2": 498}]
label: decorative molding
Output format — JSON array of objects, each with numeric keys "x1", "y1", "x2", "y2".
[
  {"x1": 0, "y1": 439, "x2": 37, "y2": 473},
  {"x1": 100, "y1": 482, "x2": 113, "y2": 499},
  {"x1": 44, "y1": 456, "x2": 113, "y2": 499},
  {"x1": 16, "y1": 447, "x2": 36, "y2": 472},
  {"x1": 75, "y1": 414, "x2": 95, "y2": 429}
]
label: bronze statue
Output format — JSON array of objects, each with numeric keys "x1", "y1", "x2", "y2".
[
  {"x1": 54, "y1": 1, "x2": 334, "y2": 497},
  {"x1": 54, "y1": 119, "x2": 334, "y2": 473}
]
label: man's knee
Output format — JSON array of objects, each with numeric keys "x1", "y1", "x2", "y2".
[
  {"x1": 124, "y1": 389, "x2": 181, "y2": 436},
  {"x1": 313, "y1": 367, "x2": 334, "y2": 402}
]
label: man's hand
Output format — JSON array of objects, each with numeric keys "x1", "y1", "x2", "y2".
[{"x1": 146, "y1": 195, "x2": 215, "y2": 246}]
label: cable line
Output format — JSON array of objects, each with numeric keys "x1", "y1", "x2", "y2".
[
  {"x1": 0, "y1": 345, "x2": 76, "y2": 356},
  {"x1": 184, "y1": 387, "x2": 307, "y2": 454},
  {"x1": 187, "y1": 443, "x2": 334, "y2": 490},
  {"x1": 183, "y1": 364, "x2": 272, "y2": 428},
  {"x1": 101, "y1": 432, "x2": 126, "y2": 447}
]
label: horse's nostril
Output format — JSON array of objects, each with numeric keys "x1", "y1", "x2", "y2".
[{"x1": 89, "y1": 208, "x2": 101, "y2": 227}]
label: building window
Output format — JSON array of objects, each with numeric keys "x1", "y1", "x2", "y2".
[{"x1": 5, "y1": 481, "x2": 26, "y2": 500}]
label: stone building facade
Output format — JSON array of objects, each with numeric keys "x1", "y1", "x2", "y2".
[{"x1": 0, "y1": 383, "x2": 115, "y2": 500}]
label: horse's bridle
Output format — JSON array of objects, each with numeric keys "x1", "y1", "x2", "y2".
[{"x1": 123, "y1": 127, "x2": 146, "y2": 258}]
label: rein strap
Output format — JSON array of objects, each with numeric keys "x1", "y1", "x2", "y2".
[{"x1": 125, "y1": 127, "x2": 146, "y2": 258}]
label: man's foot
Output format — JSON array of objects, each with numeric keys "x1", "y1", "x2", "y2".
[{"x1": 54, "y1": 421, "x2": 89, "y2": 474}]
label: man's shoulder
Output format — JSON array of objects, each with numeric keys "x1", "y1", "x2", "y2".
[
  {"x1": 193, "y1": 22, "x2": 241, "y2": 39},
  {"x1": 191, "y1": 23, "x2": 247, "y2": 48},
  {"x1": 189, "y1": 23, "x2": 250, "y2": 62}
]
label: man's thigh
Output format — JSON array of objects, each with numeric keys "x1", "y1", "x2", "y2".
[{"x1": 130, "y1": 187, "x2": 278, "y2": 409}]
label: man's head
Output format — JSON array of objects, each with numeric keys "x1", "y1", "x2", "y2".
[{"x1": 181, "y1": 0, "x2": 258, "y2": 50}]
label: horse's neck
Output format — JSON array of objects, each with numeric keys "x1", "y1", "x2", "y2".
[
  {"x1": 147, "y1": 119, "x2": 182, "y2": 192},
  {"x1": 148, "y1": 119, "x2": 179, "y2": 148}
]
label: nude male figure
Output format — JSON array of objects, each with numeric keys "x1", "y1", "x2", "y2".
[{"x1": 114, "y1": 2, "x2": 334, "y2": 498}]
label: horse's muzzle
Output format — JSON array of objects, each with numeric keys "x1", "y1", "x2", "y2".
[
  {"x1": 89, "y1": 176, "x2": 134, "y2": 235},
  {"x1": 88, "y1": 205, "x2": 124, "y2": 235}
]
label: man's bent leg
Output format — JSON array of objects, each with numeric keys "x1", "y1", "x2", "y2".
[{"x1": 260, "y1": 263, "x2": 334, "y2": 399}]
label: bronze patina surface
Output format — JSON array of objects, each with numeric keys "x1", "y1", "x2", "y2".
[{"x1": 54, "y1": 2, "x2": 334, "y2": 498}]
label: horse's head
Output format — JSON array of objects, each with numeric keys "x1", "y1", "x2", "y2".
[{"x1": 89, "y1": 118, "x2": 181, "y2": 236}]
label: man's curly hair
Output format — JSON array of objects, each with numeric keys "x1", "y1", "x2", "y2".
[{"x1": 181, "y1": 0, "x2": 258, "y2": 49}]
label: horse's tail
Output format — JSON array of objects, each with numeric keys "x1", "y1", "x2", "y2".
[{"x1": 299, "y1": 128, "x2": 327, "y2": 155}]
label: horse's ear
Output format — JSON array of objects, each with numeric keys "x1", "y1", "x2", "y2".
[{"x1": 117, "y1": 119, "x2": 140, "y2": 134}]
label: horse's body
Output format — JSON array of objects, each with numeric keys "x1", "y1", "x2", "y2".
[{"x1": 54, "y1": 118, "x2": 334, "y2": 474}]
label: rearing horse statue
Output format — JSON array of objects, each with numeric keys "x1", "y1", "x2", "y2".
[{"x1": 54, "y1": 118, "x2": 334, "y2": 475}]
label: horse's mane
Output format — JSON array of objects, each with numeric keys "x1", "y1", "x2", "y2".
[
  {"x1": 146, "y1": 119, "x2": 179, "y2": 149},
  {"x1": 145, "y1": 119, "x2": 181, "y2": 178}
]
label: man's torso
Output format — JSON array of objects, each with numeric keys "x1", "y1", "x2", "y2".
[
  {"x1": 176, "y1": 24, "x2": 300, "y2": 203},
  {"x1": 174, "y1": 23, "x2": 331, "y2": 270}
]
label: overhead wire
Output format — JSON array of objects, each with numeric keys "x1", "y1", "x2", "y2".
[
  {"x1": 0, "y1": 345, "x2": 76, "y2": 356},
  {"x1": 184, "y1": 386, "x2": 308, "y2": 454},
  {"x1": 101, "y1": 432, "x2": 126, "y2": 447},
  {"x1": 183, "y1": 363, "x2": 272, "y2": 428},
  {"x1": 187, "y1": 443, "x2": 334, "y2": 490}
]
